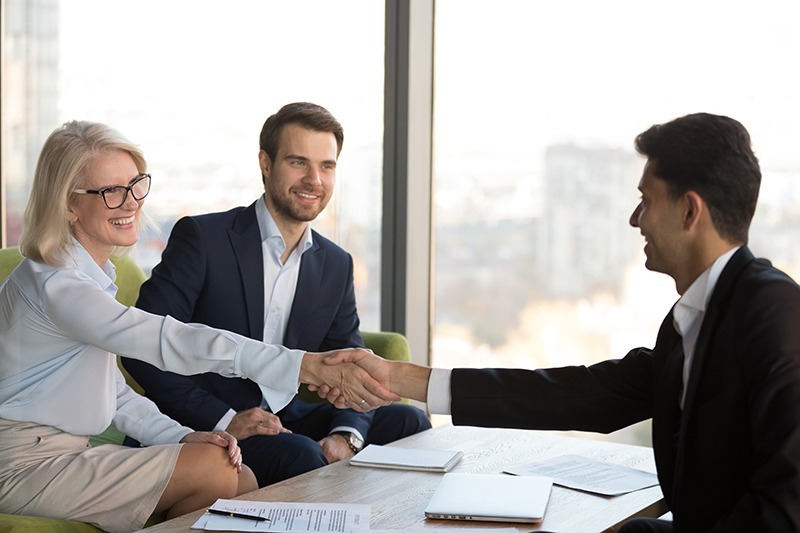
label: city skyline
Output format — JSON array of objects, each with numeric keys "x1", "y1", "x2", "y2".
[{"x1": 4, "y1": 2, "x2": 799, "y2": 444}]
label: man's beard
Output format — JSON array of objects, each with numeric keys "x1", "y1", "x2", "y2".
[{"x1": 269, "y1": 187, "x2": 327, "y2": 223}]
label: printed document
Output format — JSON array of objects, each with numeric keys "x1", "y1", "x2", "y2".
[
  {"x1": 191, "y1": 500, "x2": 370, "y2": 532},
  {"x1": 505, "y1": 454, "x2": 659, "y2": 496}
]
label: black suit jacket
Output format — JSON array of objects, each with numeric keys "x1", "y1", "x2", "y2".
[
  {"x1": 449, "y1": 247, "x2": 800, "y2": 532},
  {"x1": 122, "y1": 201, "x2": 374, "y2": 435}
]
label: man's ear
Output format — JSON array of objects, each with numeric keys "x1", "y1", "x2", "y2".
[
  {"x1": 683, "y1": 191, "x2": 704, "y2": 230},
  {"x1": 258, "y1": 150, "x2": 272, "y2": 183}
]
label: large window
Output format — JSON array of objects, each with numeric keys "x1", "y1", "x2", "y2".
[
  {"x1": 6, "y1": 0, "x2": 800, "y2": 446},
  {"x1": 1, "y1": 0, "x2": 385, "y2": 329},
  {"x1": 432, "y1": 0, "x2": 800, "y2": 444}
]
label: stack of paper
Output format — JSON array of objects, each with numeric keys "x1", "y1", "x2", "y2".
[{"x1": 350, "y1": 444, "x2": 463, "y2": 472}]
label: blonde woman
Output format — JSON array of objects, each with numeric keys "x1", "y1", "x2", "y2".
[{"x1": 0, "y1": 121, "x2": 395, "y2": 532}]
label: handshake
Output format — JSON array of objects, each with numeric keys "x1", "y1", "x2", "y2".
[{"x1": 300, "y1": 348, "x2": 429, "y2": 411}]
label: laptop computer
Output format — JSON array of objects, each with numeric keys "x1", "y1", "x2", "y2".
[{"x1": 424, "y1": 473, "x2": 553, "y2": 524}]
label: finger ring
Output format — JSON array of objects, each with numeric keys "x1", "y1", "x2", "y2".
[{"x1": 359, "y1": 399, "x2": 367, "y2": 407}]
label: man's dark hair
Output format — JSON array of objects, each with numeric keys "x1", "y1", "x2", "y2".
[
  {"x1": 259, "y1": 102, "x2": 344, "y2": 162},
  {"x1": 634, "y1": 112, "x2": 761, "y2": 244}
]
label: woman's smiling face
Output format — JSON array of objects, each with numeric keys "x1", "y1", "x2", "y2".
[{"x1": 68, "y1": 150, "x2": 144, "y2": 266}]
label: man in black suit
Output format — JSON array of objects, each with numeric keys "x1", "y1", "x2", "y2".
[
  {"x1": 122, "y1": 102, "x2": 430, "y2": 487},
  {"x1": 321, "y1": 113, "x2": 800, "y2": 532}
]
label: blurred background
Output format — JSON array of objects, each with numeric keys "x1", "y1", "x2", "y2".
[{"x1": 3, "y1": 0, "x2": 798, "y2": 445}]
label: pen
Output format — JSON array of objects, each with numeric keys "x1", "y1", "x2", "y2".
[{"x1": 206, "y1": 508, "x2": 270, "y2": 522}]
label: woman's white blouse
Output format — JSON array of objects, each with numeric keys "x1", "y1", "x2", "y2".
[{"x1": 0, "y1": 243, "x2": 304, "y2": 442}]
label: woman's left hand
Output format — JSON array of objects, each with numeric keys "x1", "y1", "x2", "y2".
[{"x1": 180, "y1": 430, "x2": 243, "y2": 473}]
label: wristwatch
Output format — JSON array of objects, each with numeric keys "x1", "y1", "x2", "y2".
[{"x1": 333, "y1": 431, "x2": 364, "y2": 453}]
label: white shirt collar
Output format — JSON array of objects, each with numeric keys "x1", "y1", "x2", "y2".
[{"x1": 673, "y1": 246, "x2": 739, "y2": 335}]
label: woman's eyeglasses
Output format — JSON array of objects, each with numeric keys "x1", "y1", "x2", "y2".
[{"x1": 73, "y1": 173, "x2": 151, "y2": 209}]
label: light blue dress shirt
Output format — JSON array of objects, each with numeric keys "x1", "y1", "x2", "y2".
[{"x1": 0, "y1": 241, "x2": 305, "y2": 444}]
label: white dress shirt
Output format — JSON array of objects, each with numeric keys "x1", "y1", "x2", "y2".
[
  {"x1": 214, "y1": 198, "x2": 313, "y2": 431},
  {"x1": 216, "y1": 198, "x2": 363, "y2": 440},
  {"x1": 0, "y1": 240, "x2": 305, "y2": 442},
  {"x1": 672, "y1": 246, "x2": 739, "y2": 408},
  {"x1": 258, "y1": 195, "x2": 313, "y2": 348},
  {"x1": 426, "y1": 247, "x2": 741, "y2": 415}
]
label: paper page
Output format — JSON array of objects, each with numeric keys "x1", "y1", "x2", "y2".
[
  {"x1": 505, "y1": 454, "x2": 659, "y2": 496},
  {"x1": 192, "y1": 500, "x2": 371, "y2": 532}
]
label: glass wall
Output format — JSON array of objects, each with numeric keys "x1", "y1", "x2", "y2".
[
  {"x1": 6, "y1": 1, "x2": 800, "y2": 445},
  {"x1": 1, "y1": 0, "x2": 385, "y2": 329},
  {"x1": 432, "y1": 0, "x2": 800, "y2": 444}
]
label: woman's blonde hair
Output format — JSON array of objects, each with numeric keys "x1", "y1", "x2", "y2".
[{"x1": 19, "y1": 120, "x2": 147, "y2": 266}]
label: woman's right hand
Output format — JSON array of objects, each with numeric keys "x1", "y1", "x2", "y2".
[{"x1": 180, "y1": 430, "x2": 243, "y2": 472}]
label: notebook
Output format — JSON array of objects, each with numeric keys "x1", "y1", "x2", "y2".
[
  {"x1": 424, "y1": 473, "x2": 553, "y2": 524},
  {"x1": 350, "y1": 444, "x2": 463, "y2": 472}
]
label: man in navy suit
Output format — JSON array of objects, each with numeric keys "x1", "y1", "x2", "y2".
[
  {"x1": 321, "y1": 113, "x2": 800, "y2": 532},
  {"x1": 122, "y1": 102, "x2": 430, "y2": 487}
]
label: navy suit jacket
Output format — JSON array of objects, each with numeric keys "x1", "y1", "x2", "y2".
[
  {"x1": 448, "y1": 247, "x2": 800, "y2": 532},
  {"x1": 122, "y1": 201, "x2": 374, "y2": 436}
]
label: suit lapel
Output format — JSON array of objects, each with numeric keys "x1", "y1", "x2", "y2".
[
  {"x1": 651, "y1": 309, "x2": 684, "y2": 509},
  {"x1": 644, "y1": 247, "x2": 756, "y2": 521},
  {"x1": 669, "y1": 247, "x2": 753, "y2": 519},
  {"x1": 227, "y1": 202, "x2": 266, "y2": 340},
  {"x1": 284, "y1": 234, "x2": 325, "y2": 349}
]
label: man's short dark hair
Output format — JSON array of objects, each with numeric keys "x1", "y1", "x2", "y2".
[
  {"x1": 259, "y1": 102, "x2": 344, "y2": 162},
  {"x1": 634, "y1": 112, "x2": 761, "y2": 244}
]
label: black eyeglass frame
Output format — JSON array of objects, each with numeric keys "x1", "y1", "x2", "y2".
[{"x1": 73, "y1": 173, "x2": 152, "y2": 209}]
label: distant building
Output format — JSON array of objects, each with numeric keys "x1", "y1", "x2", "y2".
[
  {"x1": 1, "y1": 0, "x2": 60, "y2": 245},
  {"x1": 538, "y1": 143, "x2": 641, "y2": 298}
]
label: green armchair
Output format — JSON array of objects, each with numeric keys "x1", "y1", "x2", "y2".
[{"x1": 0, "y1": 246, "x2": 412, "y2": 531}]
